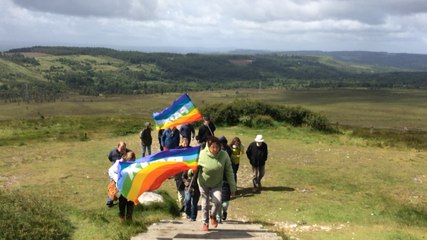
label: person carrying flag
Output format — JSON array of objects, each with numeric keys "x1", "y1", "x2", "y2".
[{"x1": 196, "y1": 116, "x2": 216, "y2": 148}]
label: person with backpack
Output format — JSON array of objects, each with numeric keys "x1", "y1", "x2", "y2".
[
  {"x1": 106, "y1": 141, "x2": 131, "y2": 207},
  {"x1": 109, "y1": 151, "x2": 136, "y2": 221}
]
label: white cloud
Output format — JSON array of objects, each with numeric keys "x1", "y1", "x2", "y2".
[{"x1": 0, "y1": 0, "x2": 426, "y2": 53}]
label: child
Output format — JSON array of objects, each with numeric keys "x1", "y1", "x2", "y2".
[
  {"x1": 109, "y1": 151, "x2": 136, "y2": 221},
  {"x1": 174, "y1": 137, "x2": 190, "y2": 212},
  {"x1": 183, "y1": 168, "x2": 200, "y2": 221},
  {"x1": 216, "y1": 177, "x2": 231, "y2": 223},
  {"x1": 229, "y1": 137, "x2": 244, "y2": 185}
]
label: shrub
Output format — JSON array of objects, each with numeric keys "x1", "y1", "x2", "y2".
[
  {"x1": 239, "y1": 115, "x2": 253, "y2": 127},
  {"x1": 200, "y1": 99, "x2": 334, "y2": 132},
  {"x1": 304, "y1": 113, "x2": 336, "y2": 132},
  {"x1": 0, "y1": 190, "x2": 73, "y2": 240},
  {"x1": 251, "y1": 115, "x2": 275, "y2": 128}
]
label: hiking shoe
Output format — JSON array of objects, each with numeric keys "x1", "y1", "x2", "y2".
[
  {"x1": 202, "y1": 223, "x2": 209, "y2": 231},
  {"x1": 106, "y1": 201, "x2": 114, "y2": 208},
  {"x1": 210, "y1": 216, "x2": 218, "y2": 228}
]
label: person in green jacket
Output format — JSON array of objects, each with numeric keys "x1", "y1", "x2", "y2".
[{"x1": 197, "y1": 136, "x2": 236, "y2": 231}]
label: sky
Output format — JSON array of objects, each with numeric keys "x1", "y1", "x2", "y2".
[{"x1": 1, "y1": 0, "x2": 427, "y2": 54}]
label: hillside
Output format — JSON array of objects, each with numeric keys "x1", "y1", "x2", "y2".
[
  {"x1": 231, "y1": 49, "x2": 427, "y2": 71},
  {"x1": 1, "y1": 46, "x2": 427, "y2": 102}
]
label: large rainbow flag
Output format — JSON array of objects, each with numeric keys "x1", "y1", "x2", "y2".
[
  {"x1": 117, "y1": 146, "x2": 200, "y2": 204},
  {"x1": 153, "y1": 93, "x2": 203, "y2": 130}
]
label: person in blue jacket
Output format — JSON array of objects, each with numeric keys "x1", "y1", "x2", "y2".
[{"x1": 161, "y1": 126, "x2": 180, "y2": 150}]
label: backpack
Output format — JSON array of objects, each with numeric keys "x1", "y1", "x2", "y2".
[{"x1": 108, "y1": 180, "x2": 119, "y2": 201}]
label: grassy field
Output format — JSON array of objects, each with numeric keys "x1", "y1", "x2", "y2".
[
  {"x1": 1, "y1": 88, "x2": 426, "y2": 130},
  {"x1": 0, "y1": 88, "x2": 426, "y2": 239}
]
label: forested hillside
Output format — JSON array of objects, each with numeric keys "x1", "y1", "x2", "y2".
[{"x1": 1, "y1": 46, "x2": 426, "y2": 102}]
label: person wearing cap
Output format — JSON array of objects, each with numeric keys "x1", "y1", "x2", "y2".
[
  {"x1": 246, "y1": 134, "x2": 268, "y2": 192},
  {"x1": 139, "y1": 122, "x2": 152, "y2": 157},
  {"x1": 196, "y1": 116, "x2": 216, "y2": 149}
]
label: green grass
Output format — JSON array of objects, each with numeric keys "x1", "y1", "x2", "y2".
[
  {"x1": 0, "y1": 58, "x2": 45, "y2": 83},
  {"x1": 2, "y1": 88, "x2": 426, "y2": 131},
  {"x1": 0, "y1": 89, "x2": 426, "y2": 239}
]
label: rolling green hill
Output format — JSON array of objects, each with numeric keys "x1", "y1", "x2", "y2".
[{"x1": 1, "y1": 46, "x2": 427, "y2": 102}]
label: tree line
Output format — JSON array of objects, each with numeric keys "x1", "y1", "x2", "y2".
[{"x1": 1, "y1": 46, "x2": 427, "y2": 103}]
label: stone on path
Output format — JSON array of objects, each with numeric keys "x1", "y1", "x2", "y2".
[{"x1": 138, "y1": 192, "x2": 164, "y2": 205}]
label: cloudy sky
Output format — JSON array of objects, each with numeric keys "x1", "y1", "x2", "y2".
[{"x1": 1, "y1": 0, "x2": 427, "y2": 53}]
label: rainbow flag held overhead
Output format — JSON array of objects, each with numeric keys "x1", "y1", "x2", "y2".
[
  {"x1": 117, "y1": 146, "x2": 200, "y2": 204},
  {"x1": 153, "y1": 93, "x2": 203, "y2": 130}
]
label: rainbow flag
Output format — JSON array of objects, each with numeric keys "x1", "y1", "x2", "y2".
[
  {"x1": 117, "y1": 146, "x2": 200, "y2": 204},
  {"x1": 153, "y1": 93, "x2": 203, "y2": 130}
]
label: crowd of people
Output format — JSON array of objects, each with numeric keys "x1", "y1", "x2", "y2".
[{"x1": 106, "y1": 116, "x2": 269, "y2": 231}]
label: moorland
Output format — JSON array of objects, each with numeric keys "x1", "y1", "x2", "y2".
[{"x1": 0, "y1": 47, "x2": 426, "y2": 240}]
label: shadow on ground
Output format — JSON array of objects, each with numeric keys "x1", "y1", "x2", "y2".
[{"x1": 234, "y1": 185, "x2": 295, "y2": 199}]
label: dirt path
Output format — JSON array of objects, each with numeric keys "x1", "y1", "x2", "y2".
[{"x1": 131, "y1": 219, "x2": 282, "y2": 240}]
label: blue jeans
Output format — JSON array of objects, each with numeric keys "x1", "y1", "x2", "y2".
[
  {"x1": 142, "y1": 145, "x2": 151, "y2": 157},
  {"x1": 184, "y1": 190, "x2": 200, "y2": 221}
]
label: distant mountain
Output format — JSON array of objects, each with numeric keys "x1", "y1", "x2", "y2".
[{"x1": 1, "y1": 46, "x2": 426, "y2": 103}]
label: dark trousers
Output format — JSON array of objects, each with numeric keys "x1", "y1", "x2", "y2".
[
  {"x1": 232, "y1": 163, "x2": 239, "y2": 184},
  {"x1": 184, "y1": 190, "x2": 200, "y2": 221},
  {"x1": 119, "y1": 195, "x2": 134, "y2": 220}
]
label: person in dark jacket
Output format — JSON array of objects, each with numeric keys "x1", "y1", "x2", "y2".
[
  {"x1": 246, "y1": 134, "x2": 268, "y2": 192},
  {"x1": 196, "y1": 116, "x2": 216, "y2": 148},
  {"x1": 180, "y1": 123, "x2": 195, "y2": 143},
  {"x1": 219, "y1": 136, "x2": 232, "y2": 157},
  {"x1": 158, "y1": 129, "x2": 164, "y2": 151},
  {"x1": 139, "y1": 122, "x2": 152, "y2": 157},
  {"x1": 161, "y1": 126, "x2": 180, "y2": 150}
]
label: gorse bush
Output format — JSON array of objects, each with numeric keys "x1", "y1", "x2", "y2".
[
  {"x1": 201, "y1": 99, "x2": 336, "y2": 132},
  {"x1": 0, "y1": 190, "x2": 73, "y2": 240}
]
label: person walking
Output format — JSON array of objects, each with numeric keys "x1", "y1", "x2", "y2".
[
  {"x1": 139, "y1": 122, "x2": 152, "y2": 157},
  {"x1": 246, "y1": 134, "x2": 268, "y2": 193},
  {"x1": 196, "y1": 116, "x2": 216, "y2": 148},
  {"x1": 197, "y1": 136, "x2": 236, "y2": 231},
  {"x1": 174, "y1": 137, "x2": 190, "y2": 213},
  {"x1": 161, "y1": 126, "x2": 180, "y2": 150},
  {"x1": 180, "y1": 123, "x2": 195, "y2": 144},
  {"x1": 109, "y1": 151, "x2": 136, "y2": 221},
  {"x1": 158, "y1": 129, "x2": 164, "y2": 151},
  {"x1": 183, "y1": 167, "x2": 200, "y2": 221},
  {"x1": 229, "y1": 137, "x2": 244, "y2": 185},
  {"x1": 106, "y1": 142, "x2": 131, "y2": 207}
]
